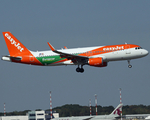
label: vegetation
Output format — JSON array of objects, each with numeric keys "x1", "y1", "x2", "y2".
[
  {"x1": 1, "y1": 104, "x2": 150, "y2": 117},
  {"x1": 0, "y1": 110, "x2": 30, "y2": 116}
]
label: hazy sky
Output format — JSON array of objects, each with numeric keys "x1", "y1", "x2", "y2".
[{"x1": 0, "y1": 0, "x2": 150, "y2": 112}]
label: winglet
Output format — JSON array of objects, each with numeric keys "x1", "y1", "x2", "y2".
[
  {"x1": 64, "y1": 46, "x2": 67, "y2": 49},
  {"x1": 47, "y1": 42, "x2": 55, "y2": 51}
]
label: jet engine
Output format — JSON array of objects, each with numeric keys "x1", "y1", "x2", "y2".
[{"x1": 88, "y1": 57, "x2": 107, "y2": 67}]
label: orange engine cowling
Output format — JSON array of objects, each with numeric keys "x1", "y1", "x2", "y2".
[{"x1": 88, "y1": 57, "x2": 107, "y2": 67}]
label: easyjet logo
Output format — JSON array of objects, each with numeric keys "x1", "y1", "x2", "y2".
[
  {"x1": 103, "y1": 46, "x2": 124, "y2": 51},
  {"x1": 5, "y1": 33, "x2": 24, "y2": 52}
]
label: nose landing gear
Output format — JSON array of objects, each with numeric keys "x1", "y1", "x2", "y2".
[
  {"x1": 128, "y1": 60, "x2": 132, "y2": 68},
  {"x1": 76, "y1": 65, "x2": 84, "y2": 73}
]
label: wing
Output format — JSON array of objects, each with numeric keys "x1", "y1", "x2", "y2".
[{"x1": 47, "y1": 42, "x2": 88, "y2": 64}]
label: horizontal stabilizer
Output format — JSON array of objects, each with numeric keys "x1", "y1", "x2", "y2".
[{"x1": 2, "y1": 56, "x2": 22, "y2": 62}]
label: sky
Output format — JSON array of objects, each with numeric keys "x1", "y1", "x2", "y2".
[{"x1": 0, "y1": 0, "x2": 150, "y2": 112}]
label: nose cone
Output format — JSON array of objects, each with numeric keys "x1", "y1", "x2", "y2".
[{"x1": 143, "y1": 49, "x2": 149, "y2": 56}]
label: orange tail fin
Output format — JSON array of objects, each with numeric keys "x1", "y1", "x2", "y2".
[{"x1": 2, "y1": 32, "x2": 30, "y2": 56}]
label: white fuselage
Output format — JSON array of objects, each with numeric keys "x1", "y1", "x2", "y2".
[{"x1": 31, "y1": 46, "x2": 148, "y2": 66}]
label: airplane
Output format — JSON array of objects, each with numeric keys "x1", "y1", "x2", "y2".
[
  {"x1": 145, "y1": 116, "x2": 150, "y2": 120},
  {"x1": 51, "y1": 103, "x2": 123, "y2": 120},
  {"x1": 2, "y1": 31, "x2": 149, "y2": 73}
]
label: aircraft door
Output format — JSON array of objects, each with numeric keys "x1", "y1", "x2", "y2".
[{"x1": 125, "y1": 45, "x2": 131, "y2": 54}]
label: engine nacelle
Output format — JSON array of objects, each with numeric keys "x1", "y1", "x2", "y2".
[{"x1": 88, "y1": 57, "x2": 107, "y2": 67}]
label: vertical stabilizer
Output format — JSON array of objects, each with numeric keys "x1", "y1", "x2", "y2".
[
  {"x1": 2, "y1": 32, "x2": 30, "y2": 56},
  {"x1": 2, "y1": 31, "x2": 42, "y2": 65},
  {"x1": 110, "y1": 103, "x2": 123, "y2": 116}
]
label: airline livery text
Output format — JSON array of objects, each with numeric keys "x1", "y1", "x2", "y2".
[
  {"x1": 5, "y1": 33, "x2": 24, "y2": 52},
  {"x1": 103, "y1": 46, "x2": 124, "y2": 51}
]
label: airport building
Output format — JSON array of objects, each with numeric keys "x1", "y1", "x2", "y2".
[{"x1": 0, "y1": 110, "x2": 59, "y2": 120}]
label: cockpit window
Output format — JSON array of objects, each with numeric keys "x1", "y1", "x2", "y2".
[{"x1": 135, "y1": 47, "x2": 142, "y2": 50}]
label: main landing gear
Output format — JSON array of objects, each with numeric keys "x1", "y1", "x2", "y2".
[
  {"x1": 128, "y1": 60, "x2": 132, "y2": 68},
  {"x1": 76, "y1": 65, "x2": 84, "y2": 73}
]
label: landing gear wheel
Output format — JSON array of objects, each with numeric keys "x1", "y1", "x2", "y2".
[
  {"x1": 128, "y1": 65, "x2": 132, "y2": 68},
  {"x1": 80, "y1": 68, "x2": 84, "y2": 73},
  {"x1": 76, "y1": 67, "x2": 80, "y2": 72},
  {"x1": 127, "y1": 60, "x2": 132, "y2": 68},
  {"x1": 76, "y1": 65, "x2": 84, "y2": 73}
]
